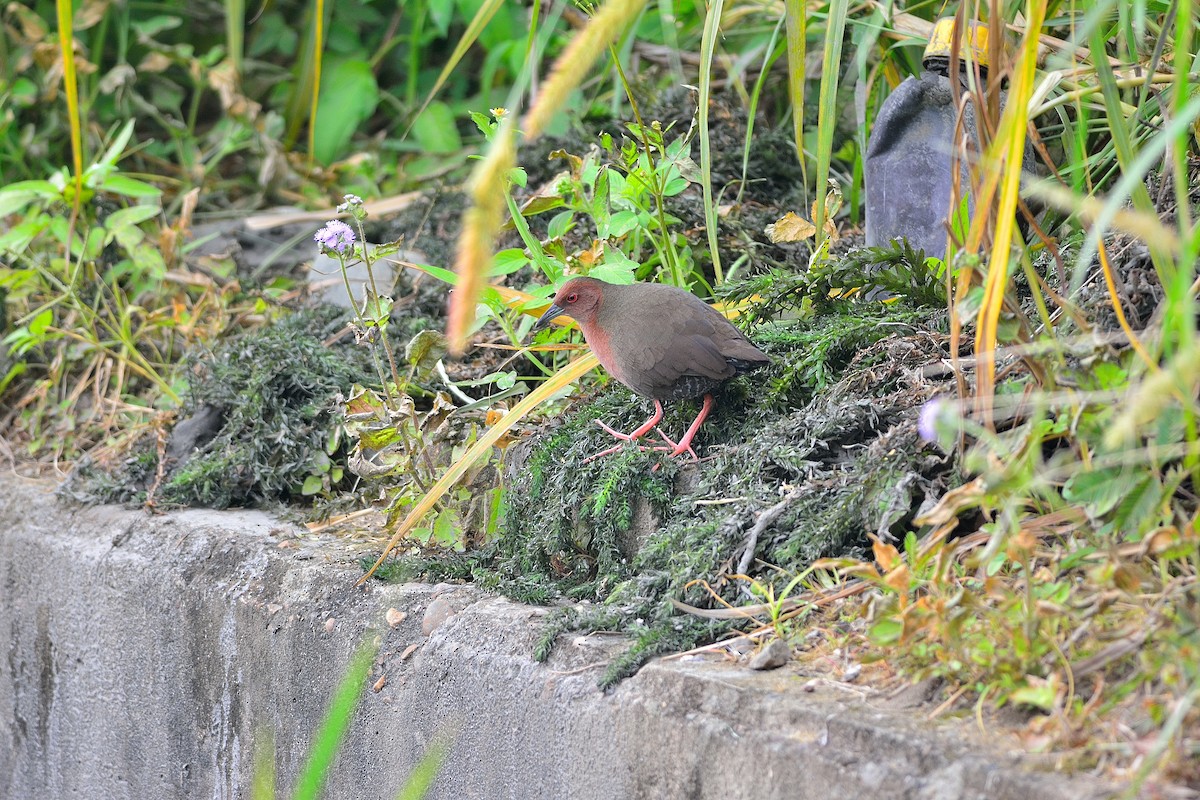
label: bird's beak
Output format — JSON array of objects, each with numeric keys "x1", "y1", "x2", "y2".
[{"x1": 530, "y1": 303, "x2": 566, "y2": 334}]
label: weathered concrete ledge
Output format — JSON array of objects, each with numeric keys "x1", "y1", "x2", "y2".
[{"x1": 1, "y1": 478, "x2": 1115, "y2": 799}]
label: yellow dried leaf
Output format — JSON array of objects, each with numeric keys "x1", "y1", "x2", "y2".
[
  {"x1": 883, "y1": 564, "x2": 910, "y2": 593},
  {"x1": 765, "y1": 211, "x2": 817, "y2": 243},
  {"x1": 873, "y1": 540, "x2": 902, "y2": 572},
  {"x1": 913, "y1": 478, "x2": 987, "y2": 527}
]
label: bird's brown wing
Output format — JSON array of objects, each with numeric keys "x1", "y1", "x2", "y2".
[{"x1": 616, "y1": 316, "x2": 736, "y2": 400}]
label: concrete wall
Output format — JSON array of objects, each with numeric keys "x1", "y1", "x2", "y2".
[{"x1": 0, "y1": 479, "x2": 1112, "y2": 799}]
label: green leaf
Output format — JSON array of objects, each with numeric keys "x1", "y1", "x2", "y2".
[
  {"x1": 1062, "y1": 467, "x2": 1127, "y2": 518},
  {"x1": 0, "y1": 180, "x2": 59, "y2": 216},
  {"x1": 602, "y1": 210, "x2": 638, "y2": 238},
  {"x1": 490, "y1": 248, "x2": 529, "y2": 276},
  {"x1": 515, "y1": 195, "x2": 562, "y2": 217},
  {"x1": 1092, "y1": 362, "x2": 1128, "y2": 390},
  {"x1": 428, "y1": 0, "x2": 456, "y2": 35},
  {"x1": 98, "y1": 174, "x2": 163, "y2": 198},
  {"x1": 97, "y1": 119, "x2": 137, "y2": 170},
  {"x1": 546, "y1": 210, "x2": 575, "y2": 240},
  {"x1": 431, "y1": 507, "x2": 459, "y2": 547},
  {"x1": 360, "y1": 292, "x2": 394, "y2": 327},
  {"x1": 131, "y1": 15, "x2": 181, "y2": 37},
  {"x1": 29, "y1": 307, "x2": 53, "y2": 336},
  {"x1": 1010, "y1": 680, "x2": 1058, "y2": 711},
  {"x1": 868, "y1": 616, "x2": 902, "y2": 645},
  {"x1": 9, "y1": 77, "x2": 37, "y2": 106},
  {"x1": 411, "y1": 100, "x2": 461, "y2": 155},
  {"x1": 588, "y1": 247, "x2": 638, "y2": 285},
  {"x1": 1110, "y1": 473, "x2": 1163, "y2": 540},
  {"x1": 109, "y1": 224, "x2": 146, "y2": 252},
  {"x1": 406, "y1": 262, "x2": 459, "y2": 286},
  {"x1": 662, "y1": 175, "x2": 691, "y2": 197},
  {"x1": 313, "y1": 59, "x2": 380, "y2": 164},
  {"x1": 0, "y1": 361, "x2": 28, "y2": 396},
  {"x1": 301, "y1": 475, "x2": 325, "y2": 496},
  {"x1": 0, "y1": 217, "x2": 51, "y2": 255},
  {"x1": 104, "y1": 204, "x2": 161, "y2": 231},
  {"x1": 469, "y1": 110, "x2": 495, "y2": 137}
]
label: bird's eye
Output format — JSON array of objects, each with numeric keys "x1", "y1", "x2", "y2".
[{"x1": 566, "y1": 292, "x2": 579, "y2": 304}]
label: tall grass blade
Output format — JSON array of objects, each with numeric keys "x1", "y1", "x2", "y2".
[
  {"x1": 225, "y1": 0, "x2": 245, "y2": 77},
  {"x1": 395, "y1": 739, "x2": 448, "y2": 800},
  {"x1": 404, "y1": 0, "x2": 506, "y2": 141},
  {"x1": 783, "y1": 0, "x2": 807, "y2": 185},
  {"x1": 292, "y1": 639, "x2": 377, "y2": 800},
  {"x1": 307, "y1": 0, "x2": 326, "y2": 167},
  {"x1": 739, "y1": 18, "x2": 786, "y2": 203},
  {"x1": 1088, "y1": 23, "x2": 1175, "y2": 283},
  {"x1": 813, "y1": 0, "x2": 849, "y2": 239},
  {"x1": 1072, "y1": 92, "x2": 1200, "y2": 294},
  {"x1": 55, "y1": 0, "x2": 83, "y2": 203},
  {"x1": 523, "y1": 0, "x2": 646, "y2": 139},
  {"x1": 973, "y1": 0, "x2": 1046, "y2": 420},
  {"x1": 698, "y1": 0, "x2": 726, "y2": 283}
]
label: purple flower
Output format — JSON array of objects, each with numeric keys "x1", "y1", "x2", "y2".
[
  {"x1": 918, "y1": 397, "x2": 946, "y2": 443},
  {"x1": 314, "y1": 220, "x2": 355, "y2": 254}
]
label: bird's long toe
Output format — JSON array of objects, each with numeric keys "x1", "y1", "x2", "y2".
[
  {"x1": 594, "y1": 418, "x2": 636, "y2": 441},
  {"x1": 582, "y1": 442, "x2": 630, "y2": 463},
  {"x1": 651, "y1": 428, "x2": 699, "y2": 461}
]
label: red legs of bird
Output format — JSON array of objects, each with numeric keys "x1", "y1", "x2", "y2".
[
  {"x1": 584, "y1": 399, "x2": 670, "y2": 463},
  {"x1": 593, "y1": 398, "x2": 663, "y2": 442},
  {"x1": 651, "y1": 393, "x2": 714, "y2": 461},
  {"x1": 585, "y1": 395, "x2": 717, "y2": 465}
]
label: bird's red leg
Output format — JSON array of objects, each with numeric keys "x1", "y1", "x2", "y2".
[
  {"x1": 584, "y1": 400, "x2": 667, "y2": 462},
  {"x1": 593, "y1": 399, "x2": 664, "y2": 442},
  {"x1": 654, "y1": 394, "x2": 714, "y2": 460}
]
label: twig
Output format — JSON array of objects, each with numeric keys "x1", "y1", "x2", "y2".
[{"x1": 737, "y1": 490, "x2": 797, "y2": 575}]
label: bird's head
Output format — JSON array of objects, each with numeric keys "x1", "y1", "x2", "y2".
[{"x1": 530, "y1": 277, "x2": 606, "y2": 333}]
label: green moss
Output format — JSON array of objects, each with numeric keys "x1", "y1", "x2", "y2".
[
  {"x1": 463, "y1": 300, "x2": 953, "y2": 686},
  {"x1": 76, "y1": 307, "x2": 376, "y2": 508}
]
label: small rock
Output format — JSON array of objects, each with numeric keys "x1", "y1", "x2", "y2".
[
  {"x1": 324, "y1": 618, "x2": 336, "y2": 633},
  {"x1": 842, "y1": 662, "x2": 862, "y2": 682},
  {"x1": 372, "y1": 674, "x2": 387, "y2": 693},
  {"x1": 802, "y1": 679, "x2": 819, "y2": 692},
  {"x1": 421, "y1": 597, "x2": 456, "y2": 635},
  {"x1": 385, "y1": 608, "x2": 407, "y2": 628},
  {"x1": 266, "y1": 603, "x2": 283, "y2": 616},
  {"x1": 748, "y1": 638, "x2": 791, "y2": 671},
  {"x1": 400, "y1": 642, "x2": 422, "y2": 661}
]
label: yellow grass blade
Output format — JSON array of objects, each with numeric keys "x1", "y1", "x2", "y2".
[
  {"x1": 55, "y1": 0, "x2": 83, "y2": 201},
  {"x1": 307, "y1": 0, "x2": 325, "y2": 168},
  {"x1": 358, "y1": 352, "x2": 600, "y2": 583},
  {"x1": 973, "y1": 0, "x2": 1045, "y2": 422}
]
